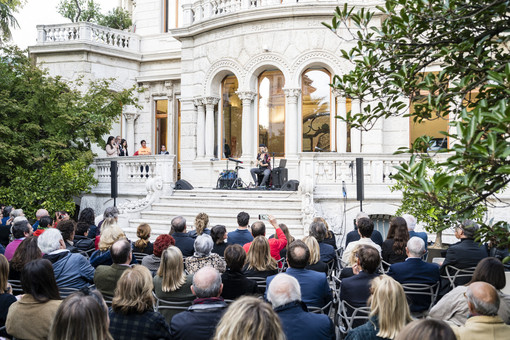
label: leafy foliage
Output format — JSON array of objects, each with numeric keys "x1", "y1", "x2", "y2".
[
  {"x1": 0, "y1": 0, "x2": 19, "y2": 40},
  {"x1": 325, "y1": 0, "x2": 510, "y2": 249},
  {"x1": 57, "y1": 0, "x2": 132, "y2": 30},
  {"x1": 0, "y1": 46, "x2": 138, "y2": 216}
]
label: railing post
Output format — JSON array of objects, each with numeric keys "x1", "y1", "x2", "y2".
[{"x1": 79, "y1": 22, "x2": 91, "y2": 42}]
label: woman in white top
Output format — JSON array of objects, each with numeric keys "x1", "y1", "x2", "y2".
[{"x1": 105, "y1": 136, "x2": 119, "y2": 157}]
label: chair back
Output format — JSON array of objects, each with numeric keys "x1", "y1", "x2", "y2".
[
  {"x1": 337, "y1": 300, "x2": 370, "y2": 336},
  {"x1": 246, "y1": 276, "x2": 267, "y2": 294},
  {"x1": 8, "y1": 279, "x2": 23, "y2": 295},
  {"x1": 441, "y1": 265, "x2": 476, "y2": 289},
  {"x1": 401, "y1": 282, "x2": 439, "y2": 316},
  {"x1": 133, "y1": 252, "x2": 149, "y2": 263},
  {"x1": 153, "y1": 292, "x2": 193, "y2": 324}
]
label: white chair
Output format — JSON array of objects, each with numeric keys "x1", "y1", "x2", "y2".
[
  {"x1": 502, "y1": 272, "x2": 510, "y2": 295},
  {"x1": 337, "y1": 300, "x2": 371, "y2": 336},
  {"x1": 441, "y1": 265, "x2": 476, "y2": 289},
  {"x1": 401, "y1": 282, "x2": 439, "y2": 317}
]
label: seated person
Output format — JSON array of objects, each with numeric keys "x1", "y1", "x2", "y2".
[
  {"x1": 74, "y1": 221, "x2": 95, "y2": 253},
  {"x1": 221, "y1": 244, "x2": 258, "y2": 300},
  {"x1": 345, "y1": 212, "x2": 383, "y2": 248},
  {"x1": 94, "y1": 239, "x2": 133, "y2": 297},
  {"x1": 250, "y1": 144, "x2": 271, "y2": 187},
  {"x1": 309, "y1": 221, "x2": 335, "y2": 263},
  {"x1": 342, "y1": 217, "x2": 382, "y2": 266}
]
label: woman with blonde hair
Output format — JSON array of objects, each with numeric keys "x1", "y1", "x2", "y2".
[
  {"x1": 154, "y1": 246, "x2": 194, "y2": 321},
  {"x1": 345, "y1": 275, "x2": 412, "y2": 340},
  {"x1": 49, "y1": 289, "x2": 113, "y2": 340},
  {"x1": 90, "y1": 225, "x2": 132, "y2": 268},
  {"x1": 109, "y1": 265, "x2": 171, "y2": 339},
  {"x1": 189, "y1": 212, "x2": 211, "y2": 238},
  {"x1": 214, "y1": 296, "x2": 285, "y2": 340},
  {"x1": 132, "y1": 223, "x2": 153, "y2": 255},
  {"x1": 244, "y1": 236, "x2": 278, "y2": 278},
  {"x1": 302, "y1": 236, "x2": 328, "y2": 273}
]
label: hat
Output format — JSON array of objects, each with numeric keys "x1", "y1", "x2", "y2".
[{"x1": 259, "y1": 144, "x2": 266, "y2": 147}]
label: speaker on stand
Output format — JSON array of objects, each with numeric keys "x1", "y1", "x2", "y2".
[
  {"x1": 110, "y1": 161, "x2": 118, "y2": 207},
  {"x1": 356, "y1": 157, "x2": 364, "y2": 211}
]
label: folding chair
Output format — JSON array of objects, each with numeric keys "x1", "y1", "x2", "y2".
[
  {"x1": 133, "y1": 252, "x2": 149, "y2": 263},
  {"x1": 246, "y1": 276, "x2": 267, "y2": 294},
  {"x1": 401, "y1": 282, "x2": 439, "y2": 318},
  {"x1": 153, "y1": 292, "x2": 193, "y2": 324},
  {"x1": 8, "y1": 279, "x2": 23, "y2": 295}
]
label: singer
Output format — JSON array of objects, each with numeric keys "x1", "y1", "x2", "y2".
[{"x1": 250, "y1": 144, "x2": 271, "y2": 187}]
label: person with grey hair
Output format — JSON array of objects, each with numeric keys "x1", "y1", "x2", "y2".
[
  {"x1": 32, "y1": 208, "x2": 49, "y2": 232},
  {"x1": 4, "y1": 218, "x2": 32, "y2": 260},
  {"x1": 439, "y1": 219, "x2": 488, "y2": 291},
  {"x1": 309, "y1": 221, "x2": 335, "y2": 263},
  {"x1": 450, "y1": 281, "x2": 510, "y2": 339},
  {"x1": 345, "y1": 212, "x2": 383, "y2": 248},
  {"x1": 94, "y1": 206, "x2": 119, "y2": 239},
  {"x1": 184, "y1": 234, "x2": 226, "y2": 275},
  {"x1": 170, "y1": 267, "x2": 228, "y2": 340},
  {"x1": 38, "y1": 228, "x2": 95, "y2": 289},
  {"x1": 268, "y1": 273, "x2": 334, "y2": 340},
  {"x1": 387, "y1": 237, "x2": 440, "y2": 314},
  {"x1": 171, "y1": 216, "x2": 195, "y2": 257},
  {"x1": 403, "y1": 214, "x2": 428, "y2": 250}
]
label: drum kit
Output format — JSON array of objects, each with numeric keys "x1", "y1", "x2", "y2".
[{"x1": 216, "y1": 157, "x2": 247, "y2": 189}]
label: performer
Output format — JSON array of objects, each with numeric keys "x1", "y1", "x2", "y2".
[{"x1": 250, "y1": 144, "x2": 271, "y2": 187}]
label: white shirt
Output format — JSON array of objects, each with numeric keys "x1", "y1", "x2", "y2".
[{"x1": 341, "y1": 237, "x2": 382, "y2": 266}]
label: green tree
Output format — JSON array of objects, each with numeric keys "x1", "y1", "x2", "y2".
[
  {"x1": 57, "y1": 0, "x2": 101, "y2": 23},
  {"x1": 97, "y1": 7, "x2": 132, "y2": 30},
  {"x1": 0, "y1": 0, "x2": 19, "y2": 41},
  {"x1": 325, "y1": 0, "x2": 510, "y2": 249},
  {"x1": 0, "y1": 46, "x2": 138, "y2": 216}
]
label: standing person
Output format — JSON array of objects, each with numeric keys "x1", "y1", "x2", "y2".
[
  {"x1": 136, "y1": 140, "x2": 152, "y2": 155},
  {"x1": 250, "y1": 144, "x2": 271, "y2": 187},
  {"x1": 106, "y1": 136, "x2": 119, "y2": 157},
  {"x1": 119, "y1": 139, "x2": 129, "y2": 156}
]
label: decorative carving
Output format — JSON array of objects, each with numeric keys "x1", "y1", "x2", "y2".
[
  {"x1": 290, "y1": 50, "x2": 343, "y2": 77},
  {"x1": 123, "y1": 111, "x2": 140, "y2": 122},
  {"x1": 193, "y1": 96, "x2": 204, "y2": 107},
  {"x1": 203, "y1": 96, "x2": 220, "y2": 106},
  {"x1": 164, "y1": 81, "x2": 174, "y2": 97},
  {"x1": 236, "y1": 91, "x2": 256, "y2": 102},
  {"x1": 118, "y1": 177, "x2": 163, "y2": 213},
  {"x1": 283, "y1": 88, "x2": 301, "y2": 104},
  {"x1": 204, "y1": 58, "x2": 244, "y2": 94},
  {"x1": 244, "y1": 53, "x2": 290, "y2": 87},
  {"x1": 142, "y1": 84, "x2": 151, "y2": 102}
]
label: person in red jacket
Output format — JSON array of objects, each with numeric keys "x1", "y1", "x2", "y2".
[{"x1": 243, "y1": 215, "x2": 287, "y2": 262}]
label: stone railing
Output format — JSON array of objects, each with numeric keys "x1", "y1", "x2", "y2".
[
  {"x1": 36, "y1": 22, "x2": 140, "y2": 53},
  {"x1": 183, "y1": 0, "x2": 383, "y2": 25},
  {"x1": 91, "y1": 155, "x2": 175, "y2": 195}
]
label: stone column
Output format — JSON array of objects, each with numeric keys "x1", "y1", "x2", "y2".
[
  {"x1": 194, "y1": 97, "x2": 205, "y2": 159},
  {"x1": 350, "y1": 98, "x2": 362, "y2": 153},
  {"x1": 204, "y1": 97, "x2": 219, "y2": 158},
  {"x1": 236, "y1": 91, "x2": 256, "y2": 160},
  {"x1": 334, "y1": 90, "x2": 347, "y2": 153},
  {"x1": 283, "y1": 88, "x2": 301, "y2": 157},
  {"x1": 123, "y1": 106, "x2": 139, "y2": 156},
  {"x1": 165, "y1": 81, "x2": 174, "y2": 154}
]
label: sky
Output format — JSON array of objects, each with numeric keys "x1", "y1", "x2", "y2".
[{"x1": 11, "y1": 0, "x2": 118, "y2": 49}]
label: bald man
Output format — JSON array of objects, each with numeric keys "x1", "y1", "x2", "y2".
[{"x1": 451, "y1": 282, "x2": 510, "y2": 340}]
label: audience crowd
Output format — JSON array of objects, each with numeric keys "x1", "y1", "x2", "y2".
[{"x1": 0, "y1": 204, "x2": 509, "y2": 340}]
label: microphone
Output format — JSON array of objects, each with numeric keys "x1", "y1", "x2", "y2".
[
  {"x1": 342, "y1": 180, "x2": 347, "y2": 198},
  {"x1": 228, "y1": 157, "x2": 243, "y2": 164}
]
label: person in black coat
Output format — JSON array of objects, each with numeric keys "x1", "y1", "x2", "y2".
[
  {"x1": 221, "y1": 244, "x2": 258, "y2": 300},
  {"x1": 381, "y1": 216, "x2": 409, "y2": 266},
  {"x1": 171, "y1": 216, "x2": 195, "y2": 257},
  {"x1": 439, "y1": 220, "x2": 488, "y2": 294},
  {"x1": 345, "y1": 212, "x2": 384, "y2": 248},
  {"x1": 74, "y1": 222, "x2": 95, "y2": 253},
  {"x1": 211, "y1": 225, "x2": 229, "y2": 257}
]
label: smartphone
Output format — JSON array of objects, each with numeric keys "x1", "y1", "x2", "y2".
[{"x1": 259, "y1": 214, "x2": 269, "y2": 220}]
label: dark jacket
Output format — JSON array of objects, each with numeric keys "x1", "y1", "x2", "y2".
[
  {"x1": 221, "y1": 270, "x2": 258, "y2": 300},
  {"x1": 346, "y1": 228, "x2": 383, "y2": 248},
  {"x1": 170, "y1": 298, "x2": 227, "y2": 340},
  {"x1": 43, "y1": 250, "x2": 95, "y2": 289},
  {"x1": 345, "y1": 316, "x2": 387, "y2": 340},
  {"x1": 212, "y1": 242, "x2": 228, "y2": 257},
  {"x1": 74, "y1": 235, "x2": 95, "y2": 252},
  {"x1": 340, "y1": 271, "x2": 380, "y2": 308},
  {"x1": 109, "y1": 308, "x2": 171, "y2": 340},
  {"x1": 172, "y1": 232, "x2": 195, "y2": 257},
  {"x1": 132, "y1": 241, "x2": 154, "y2": 255},
  {"x1": 306, "y1": 260, "x2": 328, "y2": 273},
  {"x1": 387, "y1": 257, "x2": 440, "y2": 312},
  {"x1": 319, "y1": 242, "x2": 336, "y2": 263},
  {"x1": 381, "y1": 239, "x2": 407, "y2": 265},
  {"x1": 94, "y1": 264, "x2": 131, "y2": 297},
  {"x1": 275, "y1": 300, "x2": 335, "y2": 340}
]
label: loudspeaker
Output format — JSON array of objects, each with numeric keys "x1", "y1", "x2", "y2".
[
  {"x1": 175, "y1": 179, "x2": 194, "y2": 190},
  {"x1": 280, "y1": 180, "x2": 299, "y2": 191},
  {"x1": 110, "y1": 161, "x2": 118, "y2": 199},
  {"x1": 356, "y1": 157, "x2": 364, "y2": 201},
  {"x1": 272, "y1": 168, "x2": 288, "y2": 188}
]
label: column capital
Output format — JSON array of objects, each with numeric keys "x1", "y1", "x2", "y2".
[
  {"x1": 283, "y1": 88, "x2": 301, "y2": 98},
  {"x1": 236, "y1": 90, "x2": 256, "y2": 102},
  {"x1": 123, "y1": 111, "x2": 140, "y2": 122},
  {"x1": 164, "y1": 81, "x2": 174, "y2": 98},
  {"x1": 193, "y1": 96, "x2": 204, "y2": 107},
  {"x1": 203, "y1": 96, "x2": 220, "y2": 106}
]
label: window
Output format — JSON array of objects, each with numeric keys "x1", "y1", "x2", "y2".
[
  {"x1": 155, "y1": 100, "x2": 168, "y2": 153},
  {"x1": 258, "y1": 70, "x2": 285, "y2": 157},
  {"x1": 222, "y1": 75, "x2": 242, "y2": 158},
  {"x1": 301, "y1": 69, "x2": 331, "y2": 152}
]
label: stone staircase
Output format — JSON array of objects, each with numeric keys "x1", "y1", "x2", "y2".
[{"x1": 126, "y1": 188, "x2": 305, "y2": 241}]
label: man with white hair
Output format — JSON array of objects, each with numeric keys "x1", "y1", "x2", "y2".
[
  {"x1": 32, "y1": 208, "x2": 49, "y2": 232},
  {"x1": 268, "y1": 273, "x2": 334, "y2": 340},
  {"x1": 403, "y1": 214, "x2": 428, "y2": 249},
  {"x1": 345, "y1": 212, "x2": 383, "y2": 248},
  {"x1": 387, "y1": 237, "x2": 439, "y2": 313},
  {"x1": 38, "y1": 228, "x2": 95, "y2": 289},
  {"x1": 451, "y1": 281, "x2": 510, "y2": 339}
]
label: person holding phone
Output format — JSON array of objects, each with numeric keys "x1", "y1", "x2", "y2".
[
  {"x1": 250, "y1": 144, "x2": 271, "y2": 187},
  {"x1": 243, "y1": 215, "x2": 287, "y2": 263}
]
